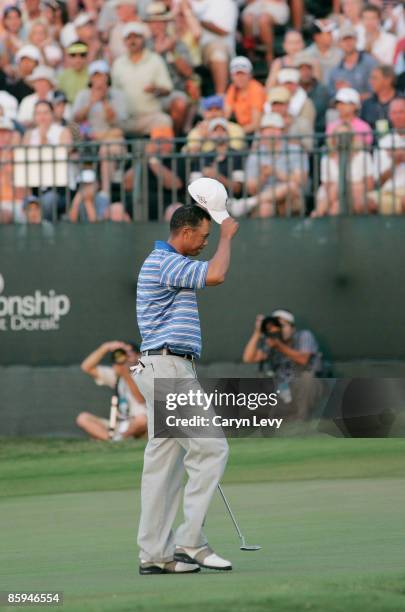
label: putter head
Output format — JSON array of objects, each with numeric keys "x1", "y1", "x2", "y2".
[{"x1": 240, "y1": 544, "x2": 261, "y2": 551}]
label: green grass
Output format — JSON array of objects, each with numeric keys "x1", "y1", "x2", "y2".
[{"x1": 1, "y1": 438, "x2": 405, "y2": 611}]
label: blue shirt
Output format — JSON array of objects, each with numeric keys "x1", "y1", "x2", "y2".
[{"x1": 137, "y1": 241, "x2": 209, "y2": 358}]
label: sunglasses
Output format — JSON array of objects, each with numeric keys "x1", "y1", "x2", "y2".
[{"x1": 69, "y1": 53, "x2": 87, "y2": 58}]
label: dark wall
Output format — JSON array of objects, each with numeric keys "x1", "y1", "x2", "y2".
[{"x1": 1, "y1": 217, "x2": 405, "y2": 366}]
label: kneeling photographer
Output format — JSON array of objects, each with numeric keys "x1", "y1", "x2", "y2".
[
  {"x1": 76, "y1": 341, "x2": 147, "y2": 440},
  {"x1": 243, "y1": 310, "x2": 323, "y2": 420}
]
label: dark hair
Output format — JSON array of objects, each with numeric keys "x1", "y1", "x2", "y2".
[
  {"x1": 169, "y1": 205, "x2": 211, "y2": 234},
  {"x1": 34, "y1": 99, "x2": 54, "y2": 112},
  {"x1": 3, "y1": 5, "x2": 22, "y2": 19},
  {"x1": 374, "y1": 64, "x2": 396, "y2": 87},
  {"x1": 363, "y1": 3, "x2": 381, "y2": 18},
  {"x1": 127, "y1": 342, "x2": 140, "y2": 353}
]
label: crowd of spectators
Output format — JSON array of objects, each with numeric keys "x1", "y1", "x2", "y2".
[{"x1": 0, "y1": 0, "x2": 404, "y2": 222}]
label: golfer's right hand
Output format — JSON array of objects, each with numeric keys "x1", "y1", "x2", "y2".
[{"x1": 221, "y1": 217, "x2": 239, "y2": 239}]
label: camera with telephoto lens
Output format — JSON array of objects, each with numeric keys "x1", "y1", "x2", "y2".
[
  {"x1": 261, "y1": 316, "x2": 282, "y2": 340},
  {"x1": 111, "y1": 348, "x2": 128, "y2": 365}
]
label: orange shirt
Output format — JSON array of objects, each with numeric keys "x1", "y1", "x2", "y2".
[{"x1": 225, "y1": 79, "x2": 266, "y2": 128}]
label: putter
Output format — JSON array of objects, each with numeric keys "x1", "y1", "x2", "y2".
[{"x1": 217, "y1": 484, "x2": 261, "y2": 551}]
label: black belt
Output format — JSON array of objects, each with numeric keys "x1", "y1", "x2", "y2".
[{"x1": 142, "y1": 348, "x2": 194, "y2": 361}]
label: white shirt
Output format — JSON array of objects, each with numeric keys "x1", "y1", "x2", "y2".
[
  {"x1": 95, "y1": 366, "x2": 146, "y2": 417},
  {"x1": 369, "y1": 31, "x2": 398, "y2": 65},
  {"x1": 374, "y1": 132, "x2": 405, "y2": 191},
  {"x1": 321, "y1": 151, "x2": 373, "y2": 184},
  {"x1": 190, "y1": 0, "x2": 237, "y2": 54}
]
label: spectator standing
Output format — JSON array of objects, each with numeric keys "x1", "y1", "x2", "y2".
[
  {"x1": 328, "y1": 25, "x2": 378, "y2": 98},
  {"x1": 189, "y1": 0, "x2": 238, "y2": 94},
  {"x1": 225, "y1": 56, "x2": 266, "y2": 135},
  {"x1": 361, "y1": 65, "x2": 398, "y2": 130},
  {"x1": 241, "y1": 0, "x2": 290, "y2": 65},
  {"x1": 295, "y1": 53, "x2": 330, "y2": 134},
  {"x1": 304, "y1": 20, "x2": 342, "y2": 86},
  {"x1": 362, "y1": 3, "x2": 397, "y2": 65},
  {"x1": 146, "y1": 1, "x2": 194, "y2": 135},
  {"x1": 111, "y1": 21, "x2": 174, "y2": 135},
  {"x1": 266, "y1": 29, "x2": 305, "y2": 89},
  {"x1": 244, "y1": 112, "x2": 308, "y2": 217},
  {"x1": 108, "y1": 0, "x2": 140, "y2": 62},
  {"x1": 57, "y1": 41, "x2": 89, "y2": 104}
]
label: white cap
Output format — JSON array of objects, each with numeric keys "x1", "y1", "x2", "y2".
[
  {"x1": 188, "y1": 177, "x2": 229, "y2": 224},
  {"x1": 335, "y1": 87, "x2": 360, "y2": 107},
  {"x1": 0, "y1": 116, "x2": 14, "y2": 131},
  {"x1": 260, "y1": 112, "x2": 284, "y2": 129},
  {"x1": 60, "y1": 23, "x2": 78, "y2": 49},
  {"x1": 74, "y1": 13, "x2": 94, "y2": 28},
  {"x1": 122, "y1": 21, "x2": 150, "y2": 39},
  {"x1": 89, "y1": 60, "x2": 110, "y2": 76},
  {"x1": 0, "y1": 91, "x2": 18, "y2": 120},
  {"x1": 277, "y1": 68, "x2": 300, "y2": 85},
  {"x1": 15, "y1": 44, "x2": 41, "y2": 64},
  {"x1": 208, "y1": 118, "x2": 229, "y2": 132},
  {"x1": 80, "y1": 169, "x2": 96, "y2": 183},
  {"x1": 27, "y1": 65, "x2": 57, "y2": 86},
  {"x1": 271, "y1": 309, "x2": 295, "y2": 324},
  {"x1": 230, "y1": 56, "x2": 253, "y2": 74}
]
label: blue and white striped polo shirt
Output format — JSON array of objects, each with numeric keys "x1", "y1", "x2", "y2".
[{"x1": 137, "y1": 241, "x2": 209, "y2": 358}]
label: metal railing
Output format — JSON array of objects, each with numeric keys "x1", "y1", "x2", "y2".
[{"x1": 0, "y1": 131, "x2": 404, "y2": 223}]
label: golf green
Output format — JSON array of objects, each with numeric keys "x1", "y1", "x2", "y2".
[{"x1": 1, "y1": 438, "x2": 405, "y2": 612}]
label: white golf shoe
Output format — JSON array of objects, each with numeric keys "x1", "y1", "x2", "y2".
[
  {"x1": 139, "y1": 560, "x2": 200, "y2": 575},
  {"x1": 174, "y1": 545, "x2": 232, "y2": 571}
]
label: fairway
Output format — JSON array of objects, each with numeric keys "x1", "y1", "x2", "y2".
[{"x1": 1, "y1": 438, "x2": 405, "y2": 612}]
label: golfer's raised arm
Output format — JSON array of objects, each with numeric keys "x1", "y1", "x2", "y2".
[{"x1": 206, "y1": 218, "x2": 239, "y2": 286}]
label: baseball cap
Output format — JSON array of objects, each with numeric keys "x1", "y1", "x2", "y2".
[
  {"x1": 67, "y1": 41, "x2": 89, "y2": 55},
  {"x1": 145, "y1": 1, "x2": 174, "y2": 21},
  {"x1": 122, "y1": 21, "x2": 150, "y2": 39},
  {"x1": 335, "y1": 87, "x2": 360, "y2": 107},
  {"x1": 113, "y1": 0, "x2": 137, "y2": 6},
  {"x1": 294, "y1": 52, "x2": 317, "y2": 69},
  {"x1": 260, "y1": 112, "x2": 285, "y2": 129},
  {"x1": 15, "y1": 44, "x2": 41, "y2": 64},
  {"x1": 201, "y1": 95, "x2": 224, "y2": 111},
  {"x1": 0, "y1": 91, "x2": 18, "y2": 119},
  {"x1": 27, "y1": 65, "x2": 57, "y2": 86},
  {"x1": 267, "y1": 86, "x2": 291, "y2": 104},
  {"x1": 0, "y1": 116, "x2": 13, "y2": 131},
  {"x1": 188, "y1": 177, "x2": 229, "y2": 224},
  {"x1": 52, "y1": 90, "x2": 68, "y2": 104},
  {"x1": 208, "y1": 118, "x2": 229, "y2": 132},
  {"x1": 338, "y1": 24, "x2": 357, "y2": 39},
  {"x1": 277, "y1": 68, "x2": 300, "y2": 85},
  {"x1": 88, "y1": 60, "x2": 110, "y2": 76},
  {"x1": 79, "y1": 169, "x2": 97, "y2": 183},
  {"x1": 74, "y1": 13, "x2": 94, "y2": 28},
  {"x1": 313, "y1": 19, "x2": 336, "y2": 33},
  {"x1": 271, "y1": 309, "x2": 295, "y2": 324},
  {"x1": 230, "y1": 56, "x2": 253, "y2": 74}
]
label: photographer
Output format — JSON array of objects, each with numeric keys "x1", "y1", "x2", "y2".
[
  {"x1": 76, "y1": 341, "x2": 147, "y2": 441},
  {"x1": 243, "y1": 309, "x2": 322, "y2": 420}
]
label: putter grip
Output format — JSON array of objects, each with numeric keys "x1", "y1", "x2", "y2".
[{"x1": 108, "y1": 395, "x2": 119, "y2": 438}]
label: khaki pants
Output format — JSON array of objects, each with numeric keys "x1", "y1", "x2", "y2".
[{"x1": 134, "y1": 355, "x2": 229, "y2": 562}]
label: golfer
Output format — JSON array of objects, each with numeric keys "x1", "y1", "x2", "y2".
[{"x1": 134, "y1": 178, "x2": 239, "y2": 575}]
